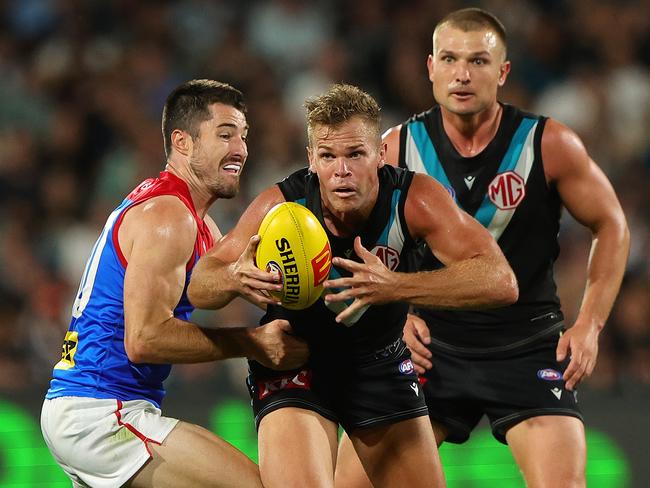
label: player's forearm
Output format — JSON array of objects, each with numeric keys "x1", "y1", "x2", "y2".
[
  {"x1": 125, "y1": 317, "x2": 256, "y2": 364},
  {"x1": 392, "y1": 255, "x2": 518, "y2": 309},
  {"x1": 187, "y1": 256, "x2": 238, "y2": 309},
  {"x1": 576, "y1": 220, "x2": 630, "y2": 330}
]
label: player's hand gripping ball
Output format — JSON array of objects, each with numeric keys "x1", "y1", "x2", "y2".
[{"x1": 256, "y1": 202, "x2": 332, "y2": 310}]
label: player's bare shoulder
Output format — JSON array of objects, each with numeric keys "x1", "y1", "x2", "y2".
[
  {"x1": 404, "y1": 172, "x2": 459, "y2": 238},
  {"x1": 541, "y1": 118, "x2": 592, "y2": 183},
  {"x1": 119, "y1": 195, "x2": 197, "y2": 262}
]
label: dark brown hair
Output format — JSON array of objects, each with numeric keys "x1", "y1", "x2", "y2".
[{"x1": 162, "y1": 79, "x2": 246, "y2": 158}]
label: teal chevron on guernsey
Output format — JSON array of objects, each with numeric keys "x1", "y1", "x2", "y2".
[
  {"x1": 405, "y1": 121, "x2": 453, "y2": 195},
  {"x1": 474, "y1": 117, "x2": 537, "y2": 240}
]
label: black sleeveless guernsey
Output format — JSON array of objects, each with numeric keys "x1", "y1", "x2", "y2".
[
  {"x1": 399, "y1": 103, "x2": 563, "y2": 353},
  {"x1": 260, "y1": 165, "x2": 419, "y2": 354}
]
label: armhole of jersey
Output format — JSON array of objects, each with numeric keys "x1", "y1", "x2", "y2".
[
  {"x1": 398, "y1": 124, "x2": 408, "y2": 168},
  {"x1": 397, "y1": 170, "x2": 416, "y2": 247},
  {"x1": 112, "y1": 207, "x2": 130, "y2": 268},
  {"x1": 186, "y1": 248, "x2": 198, "y2": 273},
  {"x1": 277, "y1": 181, "x2": 291, "y2": 201},
  {"x1": 111, "y1": 195, "x2": 199, "y2": 271},
  {"x1": 535, "y1": 116, "x2": 550, "y2": 189}
]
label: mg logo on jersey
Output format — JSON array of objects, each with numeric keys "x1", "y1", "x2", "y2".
[
  {"x1": 257, "y1": 370, "x2": 312, "y2": 399},
  {"x1": 371, "y1": 245, "x2": 400, "y2": 271},
  {"x1": 488, "y1": 171, "x2": 526, "y2": 210}
]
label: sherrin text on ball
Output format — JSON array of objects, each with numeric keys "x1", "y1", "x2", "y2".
[{"x1": 256, "y1": 202, "x2": 332, "y2": 310}]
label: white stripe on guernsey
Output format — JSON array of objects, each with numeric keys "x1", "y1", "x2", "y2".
[
  {"x1": 71, "y1": 205, "x2": 125, "y2": 318},
  {"x1": 486, "y1": 121, "x2": 538, "y2": 241},
  {"x1": 404, "y1": 128, "x2": 429, "y2": 175},
  {"x1": 325, "y1": 297, "x2": 370, "y2": 327}
]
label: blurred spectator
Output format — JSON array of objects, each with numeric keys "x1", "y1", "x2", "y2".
[{"x1": 0, "y1": 0, "x2": 647, "y2": 398}]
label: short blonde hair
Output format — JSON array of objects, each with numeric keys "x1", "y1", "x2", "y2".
[{"x1": 305, "y1": 84, "x2": 381, "y2": 145}]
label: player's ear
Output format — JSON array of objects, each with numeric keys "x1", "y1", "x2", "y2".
[
  {"x1": 307, "y1": 146, "x2": 316, "y2": 172},
  {"x1": 427, "y1": 54, "x2": 435, "y2": 83},
  {"x1": 171, "y1": 129, "x2": 191, "y2": 157},
  {"x1": 378, "y1": 142, "x2": 386, "y2": 168},
  {"x1": 498, "y1": 60, "x2": 511, "y2": 87}
]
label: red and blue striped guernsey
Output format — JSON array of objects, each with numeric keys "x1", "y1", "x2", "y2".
[{"x1": 46, "y1": 171, "x2": 214, "y2": 408}]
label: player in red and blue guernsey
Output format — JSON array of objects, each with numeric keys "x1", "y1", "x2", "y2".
[{"x1": 41, "y1": 79, "x2": 308, "y2": 488}]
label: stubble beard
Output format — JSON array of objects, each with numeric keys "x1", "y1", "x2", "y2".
[{"x1": 190, "y1": 157, "x2": 240, "y2": 199}]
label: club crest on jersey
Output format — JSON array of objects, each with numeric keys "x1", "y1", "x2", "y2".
[
  {"x1": 488, "y1": 171, "x2": 526, "y2": 210},
  {"x1": 371, "y1": 245, "x2": 400, "y2": 271},
  {"x1": 399, "y1": 359, "x2": 414, "y2": 374},
  {"x1": 537, "y1": 368, "x2": 563, "y2": 381}
]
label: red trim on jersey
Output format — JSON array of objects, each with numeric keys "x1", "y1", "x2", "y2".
[
  {"x1": 112, "y1": 211, "x2": 129, "y2": 268},
  {"x1": 114, "y1": 400, "x2": 162, "y2": 456},
  {"x1": 109, "y1": 172, "x2": 215, "y2": 271}
]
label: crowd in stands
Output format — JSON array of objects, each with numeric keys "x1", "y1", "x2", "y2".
[{"x1": 0, "y1": 0, "x2": 648, "y2": 393}]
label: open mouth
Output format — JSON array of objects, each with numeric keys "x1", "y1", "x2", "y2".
[
  {"x1": 222, "y1": 163, "x2": 242, "y2": 175},
  {"x1": 333, "y1": 188, "x2": 356, "y2": 197}
]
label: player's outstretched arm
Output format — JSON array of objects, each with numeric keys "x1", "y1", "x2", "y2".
[
  {"x1": 399, "y1": 173, "x2": 518, "y2": 309},
  {"x1": 543, "y1": 119, "x2": 630, "y2": 390},
  {"x1": 188, "y1": 186, "x2": 286, "y2": 310},
  {"x1": 121, "y1": 194, "x2": 308, "y2": 369},
  {"x1": 324, "y1": 174, "x2": 517, "y2": 321}
]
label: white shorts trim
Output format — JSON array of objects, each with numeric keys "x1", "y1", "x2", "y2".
[{"x1": 41, "y1": 396, "x2": 179, "y2": 488}]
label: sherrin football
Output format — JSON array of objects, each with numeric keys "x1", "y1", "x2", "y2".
[{"x1": 256, "y1": 202, "x2": 332, "y2": 310}]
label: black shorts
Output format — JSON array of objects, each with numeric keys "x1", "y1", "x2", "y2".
[
  {"x1": 421, "y1": 330, "x2": 583, "y2": 444},
  {"x1": 246, "y1": 338, "x2": 428, "y2": 433}
]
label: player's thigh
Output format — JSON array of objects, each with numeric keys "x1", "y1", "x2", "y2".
[
  {"x1": 258, "y1": 407, "x2": 339, "y2": 488},
  {"x1": 335, "y1": 432, "x2": 373, "y2": 488},
  {"x1": 334, "y1": 420, "x2": 448, "y2": 488},
  {"x1": 350, "y1": 416, "x2": 445, "y2": 488},
  {"x1": 127, "y1": 421, "x2": 262, "y2": 488},
  {"x1": 506, "y1": 415, "x2": 585, "y2": 488}
]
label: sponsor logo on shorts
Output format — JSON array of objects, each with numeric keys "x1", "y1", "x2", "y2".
[
  {"x1": 550, "y1": 387, "x2": 563, "y2": 400},
  {"x1": 398, "y1": 359, "x2": 414, "y2": 374},
  {"x1": 257, "y1": 369, "x2": 312, "y2": 400},
  {"x1": 537, "y1": 368, "x2": 563, "y2": 381},
  {"x1": 410, "y1": 382, "x2": 419, "y2": 396}
]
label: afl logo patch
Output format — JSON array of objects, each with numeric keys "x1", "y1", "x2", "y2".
[
  {"x1": 399, "y1": 359, "x2": 414, "y2": 374},
  {"x1": 488, "y1": 171, "x2": 525, "y2": 210},
  {"x1": 537, "y1": 368, "x2": 563, "y2": 381}
]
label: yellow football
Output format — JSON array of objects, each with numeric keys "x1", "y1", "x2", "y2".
[{"x1": 256, "y1": 202, "x2": 332, "y2": 310}]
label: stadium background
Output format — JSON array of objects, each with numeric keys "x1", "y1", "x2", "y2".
[{"x1": 0, "y1": 0, "x2": 648, "y2": 486}]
